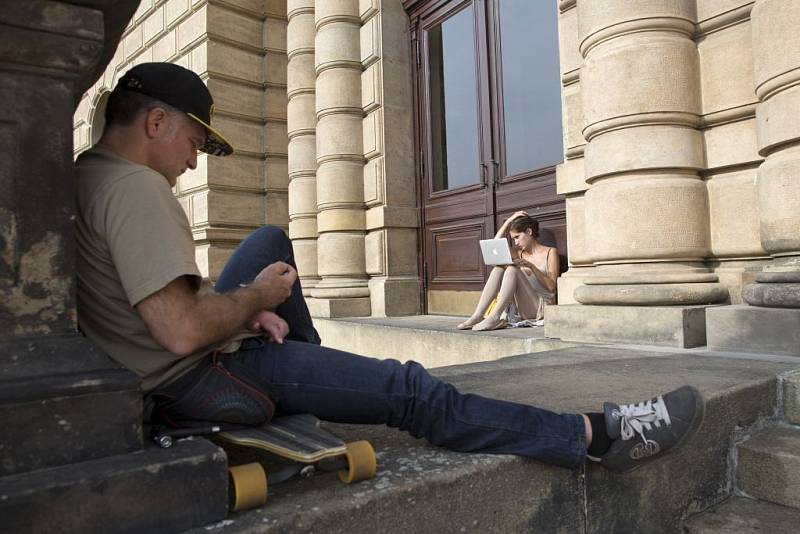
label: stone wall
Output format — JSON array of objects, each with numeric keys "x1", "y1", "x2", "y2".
[
  {"x1": 73, "y1": 0, "x2": 290, "y2": 280},
  {"x1": 74, "y1": 0, "x2": 419, "y2": 316}
]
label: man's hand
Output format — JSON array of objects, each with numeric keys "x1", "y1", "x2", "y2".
[
  {"x1": 249, "y1": 310, "x2": 289, "y2": 344},
  {"x1": 251, "y1": 261, "x2": 297, "y2": 310}
]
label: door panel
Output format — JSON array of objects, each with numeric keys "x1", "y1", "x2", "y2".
[{"x1": 426, "y1": 221, "x2": 486, "y2": 288}]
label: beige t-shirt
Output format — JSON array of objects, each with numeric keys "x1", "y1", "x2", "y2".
[{"x1": 75, "y1": 146, "x2": 210, "y2": 394}]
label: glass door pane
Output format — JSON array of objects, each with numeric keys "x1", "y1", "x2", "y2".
[
  {"x1": 498, "y1": 0, "x2": 563, "y2": 177},
  {"x1": 428, "y1": 4, "x2": 481, "y2": 192}
]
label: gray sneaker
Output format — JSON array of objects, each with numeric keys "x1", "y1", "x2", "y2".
[{"x1": 591, "y1": 385, "x2": 705, "y2": 473}]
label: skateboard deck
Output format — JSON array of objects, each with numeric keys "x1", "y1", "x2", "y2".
[{"x1": 217, "y1": 413, "x2": 347, "y2": 463}]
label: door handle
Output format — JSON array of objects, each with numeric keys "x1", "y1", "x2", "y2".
[{"x1": 480, "y1": 162, "x2": 488, "y2": 186}]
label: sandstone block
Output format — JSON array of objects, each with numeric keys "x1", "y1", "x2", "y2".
[
  {"x1": 737, "y1": 425, "x2": 800, "y2": 510},
  {"x1": 784, "y1": 370, "x2": 800, "y2": 425},
  {"x1": 545, "y1": 304, "x2": 711, "y2": 347},
  {"x1": 706, "y1": 305, "x2": 800, "y2": 356},
  {"x1": 307, "y1": 296, "x2": 371, "y2": 318}
]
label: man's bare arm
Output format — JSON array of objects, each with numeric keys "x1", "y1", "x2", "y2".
[{"x1": 136, "y1": 262, "x2": 297, "y2": 356}]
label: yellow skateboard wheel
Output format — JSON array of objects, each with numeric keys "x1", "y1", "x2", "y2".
[
  {"x1": 338, "y1": 440, "x2": 377, "y2": 484},
  {"x1": 228, "y1": 462, "x2": 268, "y2": 511}
]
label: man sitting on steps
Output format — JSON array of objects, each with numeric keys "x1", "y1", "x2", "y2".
[{"x1": 75, "y1": 62, "x2": 705, "y2": 475}]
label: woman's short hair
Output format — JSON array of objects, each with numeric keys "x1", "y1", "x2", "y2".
[{"x1": 509, "y1": 215, "x2": 539, "y2": 238}]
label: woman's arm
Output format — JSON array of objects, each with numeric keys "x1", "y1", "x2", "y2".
[
  {"x1": 493, "y1": 210, "x2": 528, "y2": 239},
  {"x1": 519, "y1": 248, "x2": 559, "y2": 292}
]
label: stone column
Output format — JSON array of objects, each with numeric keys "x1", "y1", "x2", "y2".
[
  {"x1": 707, "y1": 0, "x2": 800, "y2": 356},
  {"x1": 309, "y1": 0, "x2": 371, "y2": 317},
  {"x1": 546, "y1": 0, "x2": 727, "y2": 348},
  {"x1": 287, "y1": 0, "x2": 321, "y2": 294}
]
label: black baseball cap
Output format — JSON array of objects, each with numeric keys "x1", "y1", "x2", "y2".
[{"x1": 118, "y1": 62, "x2": 233, "y2": 156}]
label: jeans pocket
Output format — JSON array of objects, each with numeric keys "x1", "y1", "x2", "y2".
[{"x1": 152, "y1": 353, "x2": 275, "y2": 427}]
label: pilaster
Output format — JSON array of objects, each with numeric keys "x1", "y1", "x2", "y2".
[{"x1": 361, "y1": 0, "x2": 420, "y2": 316}]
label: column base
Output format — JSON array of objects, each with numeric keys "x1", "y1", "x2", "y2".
[
  {"x1": 556, "y1": 266, "x2": 595, "y2": 305},
  {"x1": 307, "y1": 297, "x2": 371, "y2": 318},
  {"x1": 545, "y1": 304, "x2": 715, "y2": 348},
  {"x1": 706, "y1": 305, "x2": 800, "y2": 356}
]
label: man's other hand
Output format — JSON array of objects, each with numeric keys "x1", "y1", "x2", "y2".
[
  {"x1": 252, "y1": 261, "x2": 297, "y2": 309},
  {"x1": 249, "y1": 310, "x2": 289, "y2": 344}
]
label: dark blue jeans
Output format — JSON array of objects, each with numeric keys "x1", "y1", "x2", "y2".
[
  {"x1": 215, "y1": 225, "x2": 321, "y2": 345},
  {"x1": 214, "y1": 226, "x2": 587, "y2": 468}
]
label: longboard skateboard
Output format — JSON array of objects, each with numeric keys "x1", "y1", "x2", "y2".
[{"x1": 153, "y1": 414, "x2": 377, "y2": 511}]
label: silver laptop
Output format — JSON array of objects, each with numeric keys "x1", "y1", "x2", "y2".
[{"x1": 479, "y1": 238, "x2": 514, "y2": 266}]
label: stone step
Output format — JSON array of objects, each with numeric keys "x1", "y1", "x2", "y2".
[
  {"x1": 186, "y1": 346, "x2": 800, "y2": 533},
  {"x1": 0, "y1": 438, "x2": 227, "y2": 534},
  {"x1": 314, "y1": 315, "x2": 575, "y2": 368},
  {"x1": 737, "y1": 424, "x2": 800, "y2": 510},
  {"x1": 683, "y1": 496, "x2": 800, "y2": 533},
  {"x1": 0, "y1": 335, "x2": 143, "y2": 476}
]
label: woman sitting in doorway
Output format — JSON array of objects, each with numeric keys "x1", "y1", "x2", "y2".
[{"x1": 457, "y1": 211, "x2": 559, "y2": 331}]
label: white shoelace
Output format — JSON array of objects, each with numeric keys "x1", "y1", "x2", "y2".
[{"x1": 613, "y1": 396, "x2": 672, "y2": 443}]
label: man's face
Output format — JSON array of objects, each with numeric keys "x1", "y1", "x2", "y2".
[{"x1": 148, "y1": 110, "x2": 206, "y2": 186}]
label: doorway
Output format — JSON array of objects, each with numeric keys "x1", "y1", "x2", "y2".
[{"x1": 408, "y1": 0, "x2": 567, "y2": 312}]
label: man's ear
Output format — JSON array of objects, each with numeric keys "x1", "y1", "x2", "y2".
[{"x1": 143, "y1": 107, "x2": 169, "y2": 140}]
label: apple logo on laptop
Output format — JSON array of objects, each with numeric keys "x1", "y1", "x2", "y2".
[{"x1": 492, "y1": 248, "x2": 499, "y2": 256}]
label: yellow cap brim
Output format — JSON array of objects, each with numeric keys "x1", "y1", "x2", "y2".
[{"x1": 187, "y1": 113, "x2": 234, "y2": 156}]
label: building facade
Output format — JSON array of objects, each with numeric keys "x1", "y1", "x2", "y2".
[{"x1": 74, "y1": 0, "x2": 800, "y2": 351}]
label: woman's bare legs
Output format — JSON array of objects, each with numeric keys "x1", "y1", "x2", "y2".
[
  {"x1": 456, "y1": 266, "x2": 506, "y2": 329},
  {"x1": 511, "y1": 268, "x2": 542, "y2": 320},
  {"x1": 472, "y1": 267, "x2": 544, "y2": 330},
  {"x1": 473, "y1": 266, "x2": 519, "y2": 330}
]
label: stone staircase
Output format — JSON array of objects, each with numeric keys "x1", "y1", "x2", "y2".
[
  {"x1": 183, "y1": 346, "x2": 800, "y2": 534},
  {"x1": 684, "y1": 370, "x2": 800, "y2": 533},
  {"x1": 0, "y1": 335, "x2": 227, "y2": 533}
]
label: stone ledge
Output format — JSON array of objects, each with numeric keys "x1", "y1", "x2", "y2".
[
  {"x1": 545, "y1": 304, "x2": 713, "y2": 348},
  {"x1": 314, "y1": 315, "x2": 575, "y2": 368},
  {"x1": 707, "y1": 305, "x2": 800, "y2": 356},
  {"x1": 187, "y1": 346, "x2": 799, "y2": 533}
]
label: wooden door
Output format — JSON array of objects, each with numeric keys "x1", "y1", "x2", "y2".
[{"x1": 408, "y1": 0, "x2": 566, "y2": 307}]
